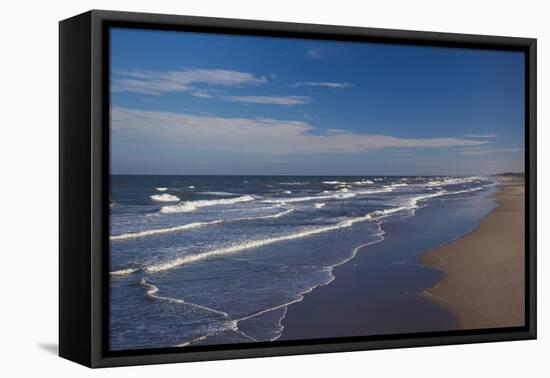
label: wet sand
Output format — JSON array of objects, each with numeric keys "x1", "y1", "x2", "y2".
[{"x1": 421, "y1": 175, "x2": 525, "y2": 329}]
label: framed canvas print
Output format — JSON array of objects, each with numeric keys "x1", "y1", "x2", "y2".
[{"x1": 59, "y1": 10, "x2": 536, "y2": 368}]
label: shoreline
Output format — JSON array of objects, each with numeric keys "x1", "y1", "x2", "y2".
[
  {"x1": 421, "y1": 175, "x2": 525, "y2": 329},
  {"x1": 278, "y1": 183, "x2": 501, "y2": 340}
]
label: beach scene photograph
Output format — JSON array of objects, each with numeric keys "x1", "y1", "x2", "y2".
[{"x1": 108, "y1": 28, "x2": 526, "y2": 351}]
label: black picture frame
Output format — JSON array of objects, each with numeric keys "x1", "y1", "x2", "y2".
[{"x1": 59, "y1": 9, "x2": 537, "y2": 368}]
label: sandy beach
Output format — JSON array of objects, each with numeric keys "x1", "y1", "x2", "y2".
[{"x1": 421, "y1": 175, "x2": 525, "y2": 329}]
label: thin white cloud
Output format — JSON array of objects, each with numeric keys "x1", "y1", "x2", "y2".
[
  {"x1": 225, "y1": 95, "x2": 311, "y2": 105},
  {"x1": 111, "y1": 68, "x2": 267, "y2": 95},
  {"x1": 306, "y1": 48, "x2": 326, "y2": 59},
  {"x1": 112, "y1": 107, "x2": 489, "y2": 155},
  {"x1": 462, "y1": 148, "x2": 523, "y2": 156},
  {"x1": 112, "y1": 68, "x2": 310, "y2": 106},
  {"x1": 463, "y1": 134, "x2": 497, "y2": 138},
  {"x1": 292, "y1": 81, "x2": 353, "y2": 89},
  {"x1": 189, "y1": 90, "x2": 214, "y2": 98}
]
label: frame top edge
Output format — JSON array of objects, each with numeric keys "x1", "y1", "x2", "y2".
[{"x1": 86, "y1": 9, "x2": 536, "y2": 48}]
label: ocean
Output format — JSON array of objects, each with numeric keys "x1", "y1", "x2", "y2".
[{"x1": 109, "y1": 175, "x2": 496, "y2": 350}]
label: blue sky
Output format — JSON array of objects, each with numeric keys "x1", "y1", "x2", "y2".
[{"x1": 110, "y1": 28, "x2": 525, "y2": 175}]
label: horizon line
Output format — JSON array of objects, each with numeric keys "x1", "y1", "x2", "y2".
[{"x1": 109, "y1": 172, "x2": 523, "y2": 177}]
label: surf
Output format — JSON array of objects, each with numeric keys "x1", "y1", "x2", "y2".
[
  {"x1": 160, "y1": 194, "x2": 255, "y2": 214},
  {"x1": 110, "y1": 208, "x2": 294, "y2": 241},
  {"x1": 150, "y1": 193, "x2": 180, "y2": 202}
]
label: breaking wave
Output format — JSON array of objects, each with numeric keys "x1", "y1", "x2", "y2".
[
  {"x1": 143, "y1": 213, "x2": 377, "y2": 273},
  {"x1": 111, "y1": 208, "x2": 294, "y2": 241},
  {"x1": 110, "y1": 184, "x2": 490, "y2": 277},
  {"x1": 160, "y1": 195, "x2": 255, "y2": 214},
  {"x1": 150, "y1": 194, "x2": 180, "y2": 202}
]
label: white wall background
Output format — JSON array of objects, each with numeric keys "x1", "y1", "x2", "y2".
[{"x1": 0, "y1": 0, "x2": 546, "y2": 375}]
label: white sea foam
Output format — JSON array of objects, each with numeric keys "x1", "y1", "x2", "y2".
[
  {"x1": 425, "y1": 176, "x2": 487, "y2": 187},
  {"x1": 201, "y1": 191, "x2": 237, "y2": 196},
  {"x1": 448, "y1": 186, "x2": 485, "y2": 195},
  {"x1": 150, "y1": 194, "x2": 180, "y2": 202},
  {"x1": 283, "y1": 190, "x2": 292, "y2": 194},
  {"x1": 353, "y1": 180, "x2": 374, "y2": 185},
  {"x1": 109, "y1": 267, "x2": 140, "y2": 277},
  {"x1": 279, "y1": 181, "x2": 309, "y2": 185},
  {"x1": 112, "y1": 220, "x2": 224, "y2": 241},
  {"x1": 113, "y1": 185, "x2": 487, "y2": 276},
  {"x1": 395, "y1": 186, "x2": 484, "y2": 211},
  {"x1": 322, "y1": 180, "x2": 345, "y2": 185},
  {"x1": 407, "y1": 190, "x2": 448, "y2": 207},
  {"x1": 144, "y1": 212, "x2": 378, "y2": 273},
  {"x1": 364, "y1": 190, "x2": 451, "y2": 221},
  {"x1": 141, "y1": 278, "x2": 228, "y2": 317},
  {"x1": 390, "y1": 183, "x2": 408, "y2": 187},
  {"x1": 264, "y1": 192, "x2": 356, "y2": 204},
  {"x1": 355, "y1": 187, "x2": 394, "y2": 195},
  {"x1": 267, "y1": 187, "x2": 393, "y2": 205},
  {"x1": 279, "y1": 182, "x2": 308, "y2": 185},
  {"x1": 160, "y1": 195, "x2": 255, "y2": 214},
  {"x1": 369, "y1": 206, "x2": 413, "y2": 219},
  {"x1": 110, "y1": 208, "x2": 294, "y2": 241},
  {"x1": 155, "y1": 187, "x2": 168, "y2": 191},
  {"x1": 314, "y1": 203, "x2": 326, "y2": 209}
]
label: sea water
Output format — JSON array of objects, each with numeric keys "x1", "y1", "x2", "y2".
[{"x1": 109, "y1": 175, "x2": 496, "y2": 350}]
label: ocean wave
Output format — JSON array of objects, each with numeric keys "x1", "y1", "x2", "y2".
[
  {"x1": 407, "y1": 190, "x2": 448, "y2": 207},
  {"x1": 200, "y1": 191, "x2": 237, "y2": 196},
  {"x1": 141, "y1": 278, "x2": 228, "y2": 317},
  {"x1": 266, "y1": 187, "x2": 393, "y2": 205},
  {"x1": 111, "y1": 208, "x2": 294, "y2": 241},
  {"x1": 397, "y1": 186, "x2": 485, "y2": 210},
  {"x1": 356, "y1": 187, "x2": 393, "y2": 195},
  {"x1": 279, "y1": 181, "x2": 308, "y2": 185},
  {"x1": 111, "y1": 220, "x2": 224, "y2": 241},
  {"x1": 424, "y1": 176, "x2": 487, "y2": 187},
  {"x1": 264, "y1": 192, "x2": 356, "y2": 204},
  {"x1": 110, "y1": 267, "x2": 140, "y2": 277},
  {"x1": 322, "y1": 180, "x2": 345, "y2": 185},
  {"x1": 447, "y1": 186, "x2": 486, "y2": 195},
  {"x1": 160, "y1": 195, "x2": 255, "y2": 214},
  {"x1": 112, "y1": 185, "x2": 487, "y2": 276},
  {"x1": 150, "y1": 194, "x2": 180, "y2": 202},
  {"x1": 144, "y1": 212, "x2": 379, "y2": 273},
  {"x1": 389, "y1": 183, "x2": 408, "y2": 187},
  {"x1": 353, "y1": 180, "x2": 374, "y2": 185},
  {"x1": 314, "y1": 203, "x2": 326, "y2": 209},
  {"x1": 155, "y1": 187, "x2": 168, "y2": 191},
  {"x1": 370, "y1": 206, "x2": 413, "y2": 219},
  {"x1": 363, "y1": 190, "x2": 453, "y2": 221}
]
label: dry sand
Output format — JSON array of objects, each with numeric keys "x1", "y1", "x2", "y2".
[{"x1": 421, "y1": 175, "x2": 525, "y2": 329}]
